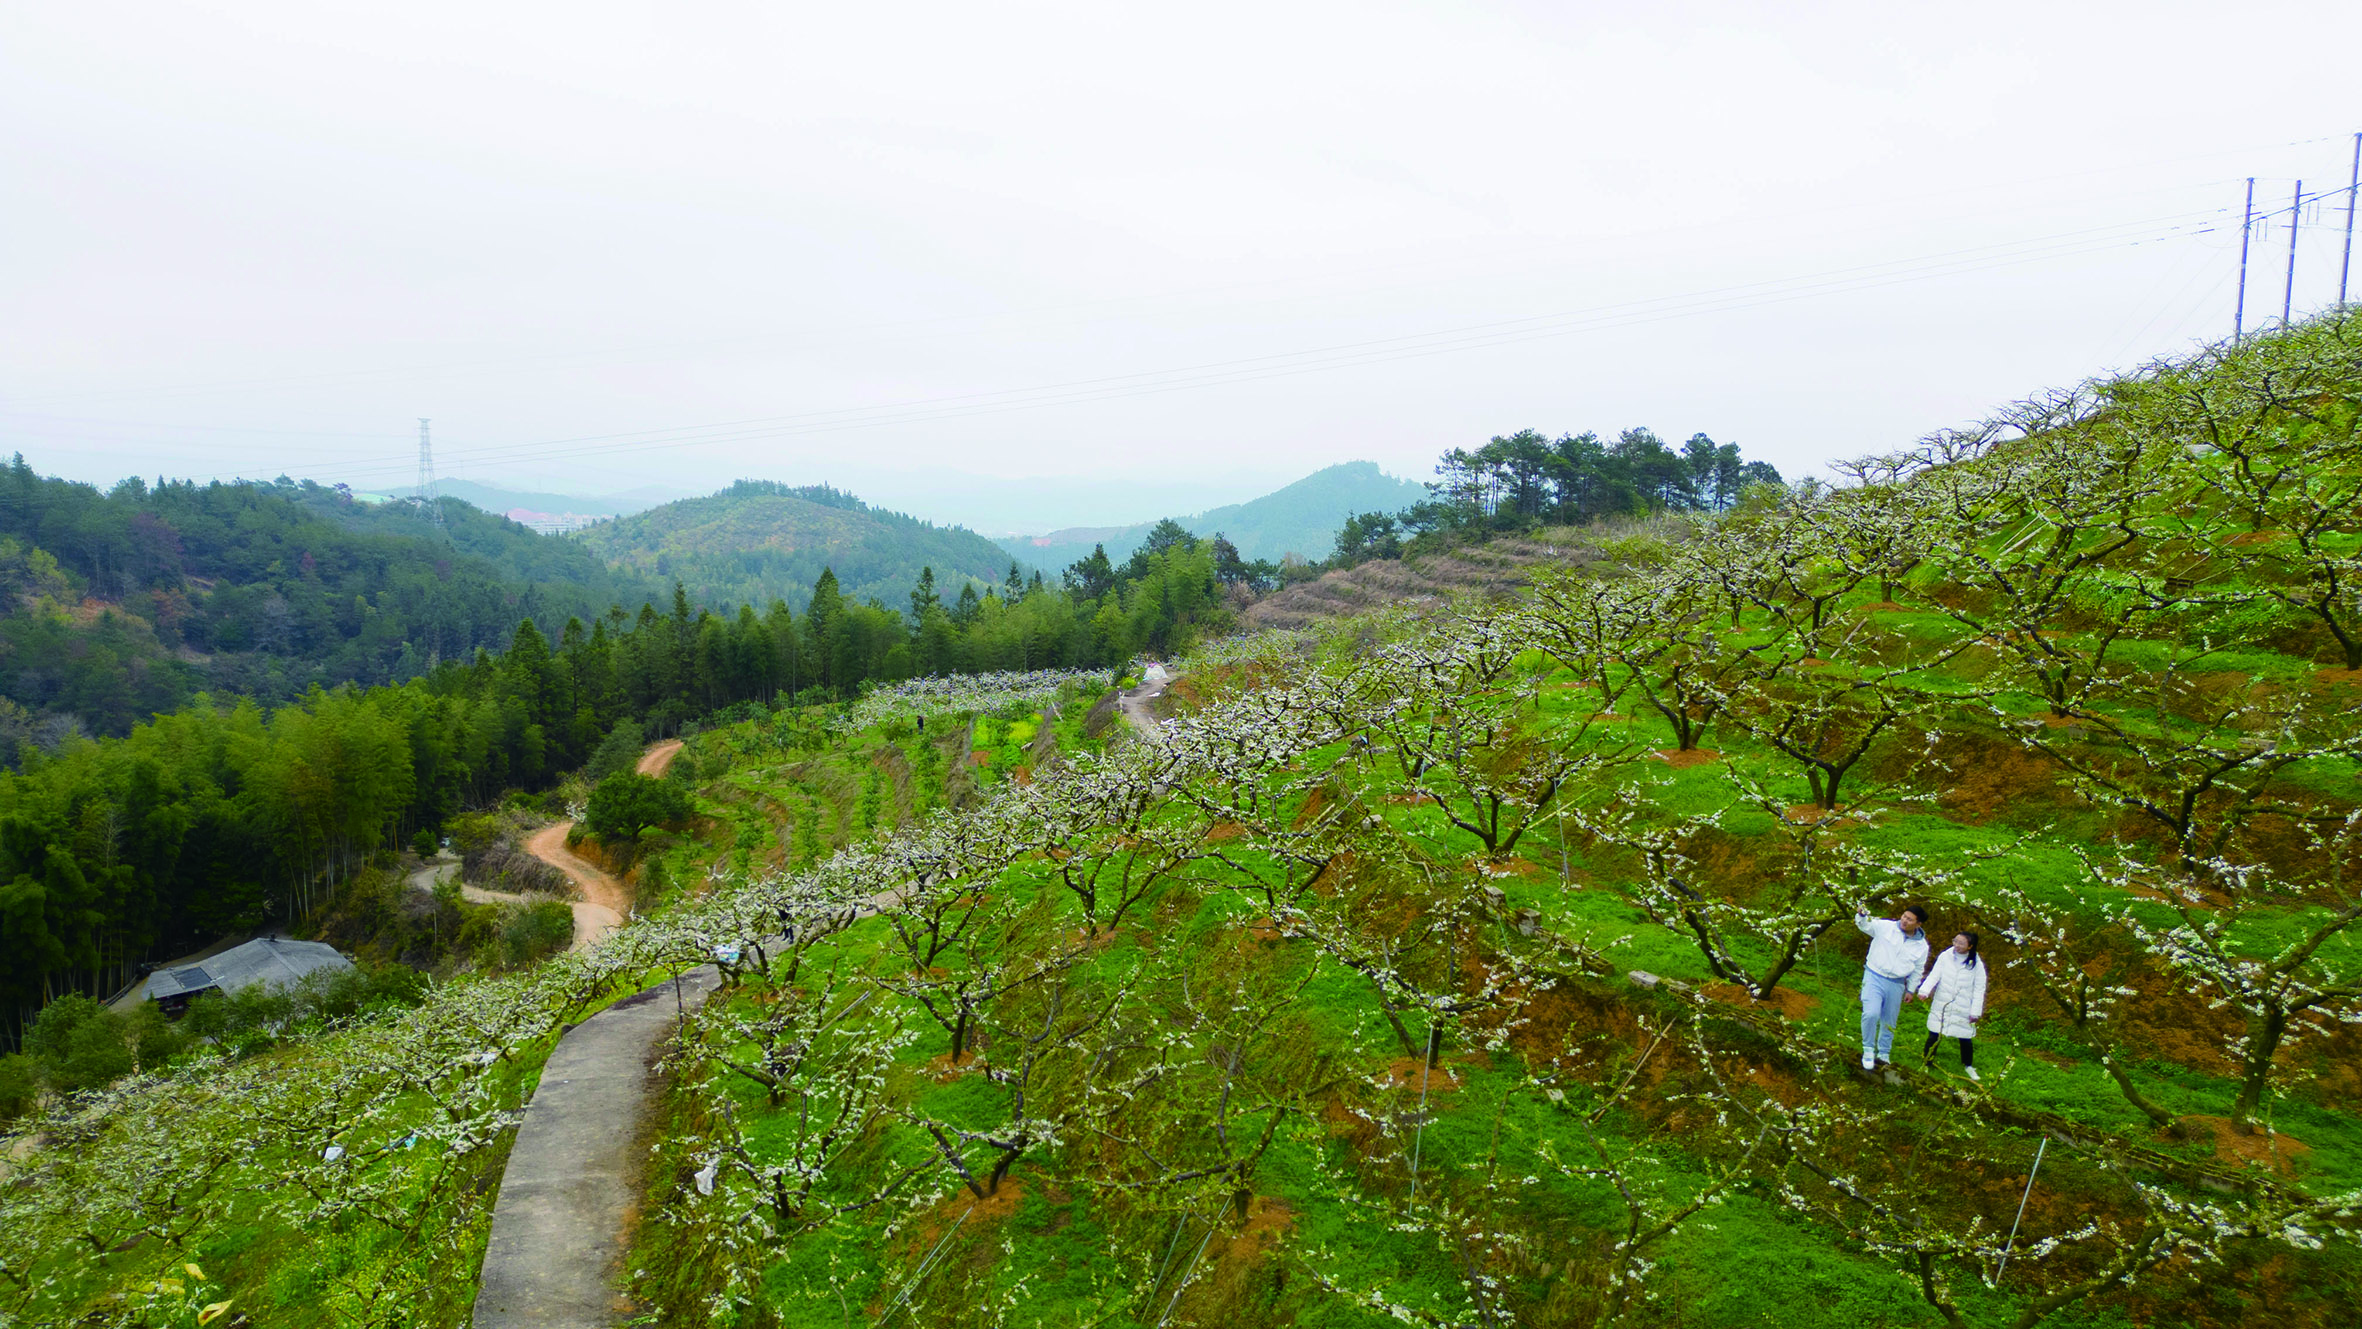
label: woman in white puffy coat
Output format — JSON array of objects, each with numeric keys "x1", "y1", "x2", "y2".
[{"x1": 1916, "y1": 932, "x2": 1989, "y2": 1081}]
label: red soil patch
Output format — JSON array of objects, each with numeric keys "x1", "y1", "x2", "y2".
[
  {"x1": 968, "y1": 751, "x2": 991, "y2": 766},
  {"x1": 1783, "y1": 805, "x2": 1848, "y2": 824},
  {"x1": 1703, "y1": 981, "x2": 1817, "y2": 1020},
  {"x1": 1932, "y1": 732, "x2": 2072, "y2": 822},
  {"x1": 1291, "y1": 787, "x2": 1331, "y2": 829},
  {"x1": 1474, "y1": 854, "x2": 1547, "y2": 879},
  {"x1": 909, "y1": 1178, "x2": 1027, "y2": 1248},
  {"x1": 1796, "y1": 657, "x2": 1830, "y2": 667},
  {"x1": 2036, "y1": 713, "x2": 2088, "y2": 728},
  {"x1": 1233, "y1": 1196, "x2": 1295, "y2": 1249},
  {"x1": 2183, "y1": 1116, "x2": 2310, "y2": 1174},
  {"x1": 1071, "y1": 925, "x2": 1141, "y2": 951},
  {"x1": 1386, "y1": 792, "x2": 1438, "y2": 806},
  {"x1": 1652, "y1": 748, "x2": 1721, "y2": 768},
  {"x1": 1586, "y1": 712, "x2": 1633, "y2": 723},
  {"x1": 1010, "y1": 765, "x2": 1033, "y2": 785},
  {"x1": 1379, "y1": 1057, "x2": 1463, "y2": 1094},
  {"x1": 1865, "y1": 601, "x2": 1913, "y2": 613},
  {"x1": 1205, "y1": 820, "x2": 1247, "y2": 842},
  {"x1": 2316, "y1": 667, "x2": 2362, "y2": 687},
  {"x1": 1241, "y1": 917, "x2": 1288, "y2": 946},
  {"x1": 922, "y1": 1051, "x2": 983, "y2": 1082}
]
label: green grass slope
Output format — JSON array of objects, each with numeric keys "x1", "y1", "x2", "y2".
[{"x1": 575, "y1": 480, "x2": 1019, "y2": 609}]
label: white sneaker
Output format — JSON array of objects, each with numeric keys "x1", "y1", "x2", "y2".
[
  {"x1": 1862, "y1": 1051, "x2": 1877, "y2": 1070},
  {"x1": 1965, "y1": 1067, "x2": 1981, "y2": 1082}
]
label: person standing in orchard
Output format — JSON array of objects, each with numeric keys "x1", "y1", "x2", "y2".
[
  {"x1": 1855, "y1": 904, "x2": 1930, "y2": 1070},
  {"x1": 1917, "y1": 932, "x2": 1989, "y2": 1081}
]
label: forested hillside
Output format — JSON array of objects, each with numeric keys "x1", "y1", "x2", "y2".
[
  {"x1": 573, "y1": 480, "x2": 1018, "y2": 608},
  {"x1": 0, "y1": 460, "x2": 661, "y2": 735}
]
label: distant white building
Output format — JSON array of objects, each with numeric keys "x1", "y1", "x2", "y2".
[
  {"x1": 144, "y1": 937, "x2": 355, "y2": 1015},
  {"x1": 505, "y1": 507, "x2": 606, "y2": 536}
]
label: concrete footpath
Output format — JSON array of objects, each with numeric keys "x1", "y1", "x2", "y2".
[{"x1": 473, "y1": 965, "x2": 721, "y2": 1328}]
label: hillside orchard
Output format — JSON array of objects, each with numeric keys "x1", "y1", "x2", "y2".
[{"x1": 4, "y1": 317, "x2": 2362, "y2": 1326}]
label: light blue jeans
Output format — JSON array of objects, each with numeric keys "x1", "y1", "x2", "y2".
[{"x1": 1860, "y1": 970, "x2": 1909, "y2": 1062}]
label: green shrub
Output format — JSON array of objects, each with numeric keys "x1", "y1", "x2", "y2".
[
  {"x1": 181, "y1": 983, "x2": 297, "y2": 1054},
  {"x1": 501, "y1": 900, "x2": 575, "y2": 968},
  {"x1": 584, "y1": 771, "x2": 693, "y2": 842},
  {"x1": 22, "y1": 993, "x2": 133, "y2": 1093},
  {"x1": 121, "y1": 1002, "x2": 185, "y2": 1070},
  {"x1": 583, "y1": 718, "x2": 646, "y2": 782},
  {"x1": 0, "y1": 1053, "x2": 40, "y2": 1120},
  {"x1": 857, "y1": 767, "x2": 884, "y2": 837},
  {"x1": 445, "y1": 812, "x2": 501, "y2": 857}
]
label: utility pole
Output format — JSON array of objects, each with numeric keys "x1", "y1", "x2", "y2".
[
  {"x1": 2283, "y1": 180, "x2": 2302, "y2": 326},
  {"x1": 2235, "y1": 177, "x2": 2255, "y2": 341},
  {"x1": 2341, "y1": 132, "x2": 2359, "y2": 306},
  {"x1": 417, "y1": 418, "x2": 444, "y2": 534}
]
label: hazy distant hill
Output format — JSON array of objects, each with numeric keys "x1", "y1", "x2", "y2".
[
  {"x1": 1000, "y1": 461, "x2": 1427, "y2": 574},
  {"x1": 431, "y1": 478, "x2": 687, "y2": 519},
  {"x1": 573, "y1": 480, "x2": 1020, "y2": 610}
]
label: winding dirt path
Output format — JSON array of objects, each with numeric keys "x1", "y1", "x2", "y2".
[
  {"x1": 523, "y1": 823, "x2": 629, "y2": 952},
  {"x1": 1118, "y1": 662, "x2": 1170, "y2": 739},
  {"x1": 407, "y1": 854, "x2": 554, "y2": 909},
  {"x1": 636, "y1": 738, "x2": 683, "y2": 777},
  {"x1": 498, "y1": 739, "x2": 680, "y2": 952}
]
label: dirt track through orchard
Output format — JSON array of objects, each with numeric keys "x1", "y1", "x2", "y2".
[
  {"x1": 636, "y1": 738, "x2": 683, "y2": 776},
  {"x1": 1118, "y1": 663, "x2": 1169, "y2": 738},
  {"x1": 510, "y1": 739, "x2": 681, "y2": 951},
  {"x1": 523, "y1": 824, "x2": 627, "y2": 952}
]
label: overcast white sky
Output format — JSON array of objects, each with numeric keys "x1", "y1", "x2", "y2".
[{"x1": 4, "y1": 2, "x2": 2359, "y2": 532}]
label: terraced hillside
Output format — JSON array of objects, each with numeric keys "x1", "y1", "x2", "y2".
[
  {"x1": 618, "y1": 316, "x2": 2362, "y2": 1326},
  {"x1": 7, "y1": 315, "x2": 2362, "y2": 1328}
]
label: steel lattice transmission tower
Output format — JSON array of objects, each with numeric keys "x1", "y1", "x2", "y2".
[{"x1": 416, "y1": 418, "x2": 445, "y2": 533}]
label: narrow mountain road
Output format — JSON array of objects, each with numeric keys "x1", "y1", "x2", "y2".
[
  {"x1": 1118, "y1": 661, "x2": 1170, "y2": 738},
  {"x1": 407, "y1": 854, "x2": 536, "y2": 908},
  {"x1": 635, "y1": 738, "x2": 683, "y2": 777},
  {"x1": 505, "y1": 735, "x2": 676, "y2": 949},
  {"x1": 522, "y1": 823, "x2": 628, "y2": 953}
]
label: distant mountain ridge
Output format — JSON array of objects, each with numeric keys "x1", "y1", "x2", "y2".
[
  {"x1": 999, "y1": 461, "x2": 1427, "y2": 574},
  {"x1": 430, "y1": 478, "x2": 687, "y2": 519},
  {"x1": 572, "y1": 480, "x2": 1018, "y2": 611},
  {"x1": 0, "y1": 457, "x2": 666, "y2": 735}
]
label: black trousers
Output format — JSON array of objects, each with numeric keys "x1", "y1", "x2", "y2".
[{"x1": 1922, "y1": 1031, "x2": 1975, "y2": 1068}]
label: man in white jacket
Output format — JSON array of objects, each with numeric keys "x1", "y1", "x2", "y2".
[{"x1": 1854, "y1": 904, "x2": 1930, "y2": 1070}]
